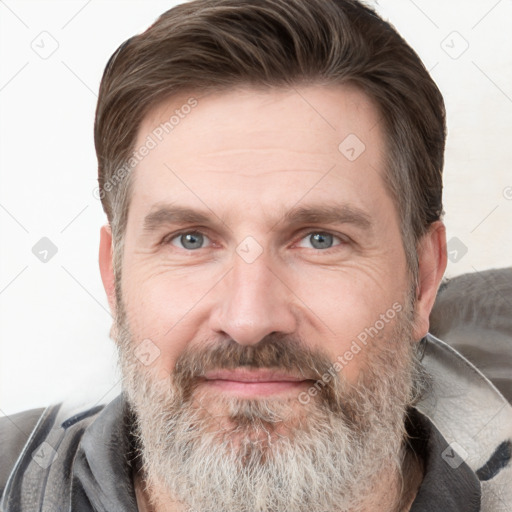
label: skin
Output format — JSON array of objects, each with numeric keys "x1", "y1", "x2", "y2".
[{"x1": 99, "y1": 84, "x2": 447, "y2": 510}]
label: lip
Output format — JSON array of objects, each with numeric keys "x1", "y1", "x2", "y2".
[
  {"x1": 204, "y1": 369, "x2": 308, "y2": 382},
  {"x1": 201, "y1": 369, "x2": 314, "y2": 398}
]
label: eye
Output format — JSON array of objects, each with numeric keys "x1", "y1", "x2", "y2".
[
  {"x1": 162, "y1": 230, "x2": 346, "y2": 252},
  {"x1": 296, "y1": 231, "x2": 345, "y2": 250},
  {"x1": 166, "y1": 231, "x2": 211, "y2": 250}
]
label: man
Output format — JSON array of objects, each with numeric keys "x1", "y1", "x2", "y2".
[{"x1": 1, "y1": 0, "x2": 511, "y2": 511}]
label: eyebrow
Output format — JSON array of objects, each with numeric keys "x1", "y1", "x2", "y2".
[
  {"x1": 280, "y1": 204, "x2": 373, "y2": 232},
  {"x1": 142, "y1": 202, "x2": 373, "y2": 234},
  {"x1": 143, "y1": 204, "x2": 216, "y2": 232}
]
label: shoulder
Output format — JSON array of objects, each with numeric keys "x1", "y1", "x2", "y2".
[
  {"x1": 429, "y1": 266, "x2": 512, "y2": 404},
  {"x1": 419, "y1": 334, "x2": 512, "y2": 511},
  {"x1": 0, "y1": 407, "x2": 46, "y2": 497},
  {"x1": 0, "y1": 399, "x2": 107, "y2": 509}
]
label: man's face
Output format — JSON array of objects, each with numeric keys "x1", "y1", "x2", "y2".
[
  {"x1": 108, "y1": 84, "x2": 426, "y2": 511},
  {"x1": 122, "y1": 83, "x2": 413, "y2": 381}
]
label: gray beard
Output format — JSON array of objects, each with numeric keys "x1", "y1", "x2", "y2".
[{"x1": 116, "y1": 297, "x2": 427, "y2": 512}]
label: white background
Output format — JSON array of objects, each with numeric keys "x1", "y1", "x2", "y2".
[{"x1": 1, "y1": 0, "x2": 511, "y2": 415}]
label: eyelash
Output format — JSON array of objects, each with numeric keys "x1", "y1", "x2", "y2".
[{"x1": 161, "y1": 229, "x2": 349, "y2": 253}]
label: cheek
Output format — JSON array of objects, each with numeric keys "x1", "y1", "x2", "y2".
[
  {"x1": 292, "y1": 267, "x2": 405, "y2": 380},
  {"x1": 121, "y1": 265, "x2": 220, "y2": 372},
  {"x1": 294, "y1": 263, "x2": 401, "y2": 328}
]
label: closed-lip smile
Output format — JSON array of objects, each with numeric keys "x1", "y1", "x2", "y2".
[{"x1": 201, "y1": 369, "x2": 314, "y2": 397}]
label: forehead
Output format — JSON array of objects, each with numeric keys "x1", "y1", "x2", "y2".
[{"x1": 128, "y1": 84, "x2": 391, "y2": 225}]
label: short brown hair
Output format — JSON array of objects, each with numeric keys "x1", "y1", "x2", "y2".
[{"x1": 94, "y1": 0, "x2": 446, "y2": 288}]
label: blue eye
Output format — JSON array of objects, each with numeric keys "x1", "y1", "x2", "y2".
[
  {"x1": 169, "y1": 231, "x2": 211, "y2": 250},
  {"x1": 297, "y1": 232, "x2": 343, "y2": 250}
]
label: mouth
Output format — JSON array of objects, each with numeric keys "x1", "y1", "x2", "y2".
[{"x1": 201, "y1": 369, "x2": 315, "y2": 398}]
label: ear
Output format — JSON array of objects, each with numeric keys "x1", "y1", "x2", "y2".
[
  {"x1": 99, "y1": 224, "x2": 117, "y2": 319},
  {"x1": 411, "y1": 220, "x2": 447, "y2": 341}
]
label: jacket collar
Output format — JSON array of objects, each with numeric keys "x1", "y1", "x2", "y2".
[
  {"x1": 72, "y1": 393, "x2": 139, "y2": 511},
  {"x1": 406, "y1": 407, "x2": 481, "y2": 511}
]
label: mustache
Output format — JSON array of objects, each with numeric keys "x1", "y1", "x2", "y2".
[{"x1": 171, "y1": 332, "x2": 343, "y2": 409}]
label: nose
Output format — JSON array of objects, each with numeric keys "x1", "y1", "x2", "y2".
[{"x1": 208, "y1": 249, "x2": 298, "y2": 346}]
